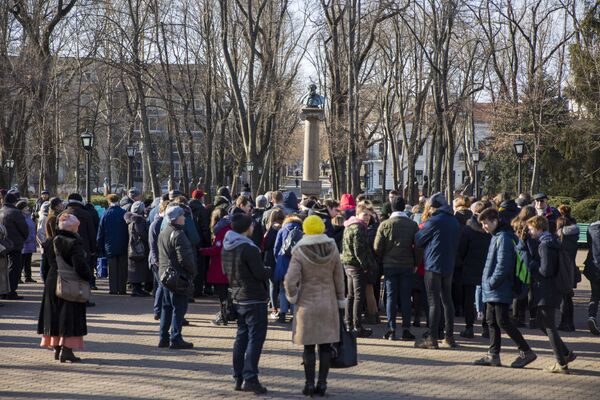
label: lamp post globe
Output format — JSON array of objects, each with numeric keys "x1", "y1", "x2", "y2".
[
  {"x1": 470, "y1": 148, "x2": 480, "y2": 198},
  {"x1": 513, "y1": 138, "x2": 525, "y2": 194},
  {"x1": 80, "y1": 131, "x2": 94, "y2": 201}
]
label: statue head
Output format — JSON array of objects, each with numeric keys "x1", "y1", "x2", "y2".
[{"x1": 308, "y1": 83, "x2": 317, "y2": 94}]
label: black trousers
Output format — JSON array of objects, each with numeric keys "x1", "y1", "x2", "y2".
[
  {"x1": 21, "y1": 253, "x2": 33, "y2": 279},
  {"x1": 424, "y1": 271, "x2": 454, "y2": 340},
  {"x1": 108, "y1": 254, "x2": 128, "y2": 294},
  {"x1": 559, "y1": 294, "x2": 574, "y2": 329},
  {"x1": 303, "y1": 344, "x2": 332, "y2": 385},
  {"x1": 486, "y1": 302, "x2": 531, "y2": 355},
  {"x1": 7, "y1": 251, "x2": 23, "y2": 294},
  {"x1": 463, "y1": 284, "x2": 476, "y2": 329},
  {"x1": 590, "y1": 280, "x2": 600, "y2": 319},
  {"x1": 537, "y1": 306, "x2": 569, "y2": 366},
  {"x1": 345, "y1": 267, "x2": 367, "y2": 329}
]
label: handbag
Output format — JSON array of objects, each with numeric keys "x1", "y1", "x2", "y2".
[
  {"x1": 159, "y1": 231, "x2": 191, "y2": 295},
  {"x1": 331, "y1": 309, "x2": 358, "y2": 369},
  {"x1": 128, "y1": 223, "x2": 146, "y2": 261},
  {"x1": 55, "y1": 253, "x2": 90, "y2": 303}
]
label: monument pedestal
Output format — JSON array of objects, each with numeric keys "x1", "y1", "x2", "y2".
[{"x1": 300, "y1": 107, "x2": 324, "y2": 197}]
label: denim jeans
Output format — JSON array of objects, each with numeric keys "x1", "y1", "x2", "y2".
[
  {"x1": 384, "y1": 268, "x2": 413, "y2": 331},
  {"x1": 233, "y1": 302, "x2": 268, "y2": 382},
  {"x1": 160, "y1": 287, "x2": 189, "y2": 343},
  {"x1": 424, "y1": 271, "x2": 454, "y2": 340},
  {"x1": 278, "y1": 280, "x2": 290, "y2": 314},
  {"x1": 345, "y1": 267, "x2": 367, "y2": 329},
  {"x1": 590, "y1": 280, "x2": 600, "y2": 319},
  {"x1": 151, "y1": 265, "x2": 163, "y2": 318},
  {"x1": 537, "y1": 306, "x2": 569, "y2": 365},
  {"x1": 486, "y1": 302, "x2": 530, "y2": 355}
]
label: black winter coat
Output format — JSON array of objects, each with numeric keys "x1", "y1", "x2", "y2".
[
  {"x1": 63, "y1": 203, "x2": 97, "y2": 256},
  {"x1": 222, "y1": 240, "x2": 271, "y2": 303},
  {"x1": 530, "y1": 232, "x2": 562, "y2": 308},
  {"x1": 189, "y1": 199, "x2": 211, "y2": 247},
  {"x1": 37, "y1": 230, "x2": 91, "y2": 338},
  {"x1": 453, "y1": 209, "x2": 473, "y2": 283},
  {"x1": 458, "y1": 216, "x2": 491, "y2": 285},
  {"x1": 263, "y1": 225, "x2": 280, "y2": 268},
  {"x1": 158, "y1": 223, "x2": 196, "y2": 281},
  {"x1": 0, "y1": 204, "x2": 28, "y2": 250},
  {"x1": 251, "y1": 208, "x2": 266, "y2": 248},
  {"x1": 125, "y1": 212, "x2": 150, "y2": 284}
]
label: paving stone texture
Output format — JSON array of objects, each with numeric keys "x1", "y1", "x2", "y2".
[{"x1": 1, "y1": 254, "x2": 599, "y2": 399}]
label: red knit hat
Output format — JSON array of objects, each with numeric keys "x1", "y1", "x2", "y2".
[{"x1": 192, "y1": 189, "x2": 205, "y2": 200}]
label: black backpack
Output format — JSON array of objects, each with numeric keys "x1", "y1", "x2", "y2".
[
  {"x1": 281, "y1": 227, "x2": 303, "y2": 257},
  {"x1": 555, "y1": 245, "x2": 575, "y2": 296}
]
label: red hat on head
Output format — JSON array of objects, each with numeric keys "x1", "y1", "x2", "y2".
[{"x1": 192, "y1": 189, "x2": 205, "y2": 200}]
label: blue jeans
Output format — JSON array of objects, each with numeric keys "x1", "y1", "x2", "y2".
[
  {"x1": 278, "y1": 280, "x2": 290, "y2": 314},
  {"x1": 233, "y1": 303, "x2": 268, "y2": 382},
  {"x1": 384, "y1": 268, "x2": 413, "y2": 331},
  {"x1": 160, "y1": 287, "x2": 188, "y2": 343},
  {"x1": 152, "y1": 265, "x2": 163, "y2": 318}
]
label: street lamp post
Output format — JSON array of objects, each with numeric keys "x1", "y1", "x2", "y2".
[
  {"x1": 5, "y1": 159, "x2": 14, "y2": 189},
  {"x1": 126, "y1": 144, "x2": 137, "y2": 189},
  {"x1": 247, "y1": 161, "x2": 254, "y2": 194},
  {"x1": 471, "y1": 148, "x2": 480, "y2": 198},
  {"x1": 80, "y1": 131, "x2": 94, "y2": 202},
  {"x1": 513, "y1": 139, "x2": 525, "y2": 194}
]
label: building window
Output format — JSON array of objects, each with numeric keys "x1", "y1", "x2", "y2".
[
  {"x1": 378, "y1": 142, "x2": 385, "y2": 158},
  {"x1": 416, "y1": 170, "x2": 423, "y2": 185},
  {"x1": 133, "y1": 161, "x2": 142, "y2": 179},
  {"x1": 458, "y1": 152, "x2": 465, "y2": 161},
  {"x1": 378, "y1": 169, "x2": 384, "y2": 186}
]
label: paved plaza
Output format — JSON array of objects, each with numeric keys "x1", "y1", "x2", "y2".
[{"x1": 1, "y1": 259, "x2": 600, "y2": 400}]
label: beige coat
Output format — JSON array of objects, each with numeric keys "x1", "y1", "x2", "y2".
[{"x1": 284, "y1": 234, "x2": 346, "y2": 345}]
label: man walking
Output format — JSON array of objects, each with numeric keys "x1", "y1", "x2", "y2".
[
  {"x1": 474, "y1": 208, "x2": 537, "y2": 368},
  {"x1": 222, "y1": 213, "x2": 271, "y2": 394},
  {"x1": 374, "y1": 196, "x2": 420, "y2": 341}
]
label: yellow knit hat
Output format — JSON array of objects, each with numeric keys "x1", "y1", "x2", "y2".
[{"x1": 303, "y1": 215, "x2": 326, "y2": 235}]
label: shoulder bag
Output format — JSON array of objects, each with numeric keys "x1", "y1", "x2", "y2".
[{"x1": 55, "y1": 251, "x2": 90, "y2": 303}]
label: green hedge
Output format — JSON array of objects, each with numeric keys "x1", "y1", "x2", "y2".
[
  {"x1": 571, "y1": 198, "x2": 600, "y2": 223},
  {"x1": 90, "y1": 196, "x2": 109, "y2": 208},
  {"x1": 547, "y1": 196, "x2": 576, "y2": 208}
]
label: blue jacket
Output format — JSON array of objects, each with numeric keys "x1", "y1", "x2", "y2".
[
  {"x1": 415, "y1": 206, "x2": 460, "y2": 276},
  {"x1": 97, "y1": 205, "x2": 128, "y2": 257},
  {"x1": 482, "y1": 224, "x2": 518, "y2": 304},
  {"x1": 273, "y1": 219, "x2": 303, "y2": 281},
  {"x1": 22, "y1": 214, "x2": 37, "y2": 254},
  {"x1": 530, "y1": 232, "x2": 562, "y2": 308},
  {"x1": 283, "y1": 191, "x2": 300, "y2": 214},
  {"x1": 148, "y1": 214, "x2": 164, "y2": 267}
]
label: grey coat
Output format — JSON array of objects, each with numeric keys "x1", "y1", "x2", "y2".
[{"x1": 125, "y1": 212, "x2": 150, "y2": 284}]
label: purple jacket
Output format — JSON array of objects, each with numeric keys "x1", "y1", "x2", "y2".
[{"x1": 22, "y1": 214, "x2": 37, "y2": 254}]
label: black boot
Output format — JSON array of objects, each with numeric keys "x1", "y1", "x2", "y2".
[
  {"x1": 53, "y1": 346, "x2": 61, "y2": 360},
  {"x1": 302, "y1": 351, "x2": 316, "y2": 396},
  {"x1": 315, "y1": 350, "x2": 331, "y2": 397},
  {"x1": 59, "y1": 346, "x2": 81, "y2": 363}
]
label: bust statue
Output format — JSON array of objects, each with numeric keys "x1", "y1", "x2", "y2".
[{"x1": 304, "y1": 84, "x2": 324, "y2": 108}]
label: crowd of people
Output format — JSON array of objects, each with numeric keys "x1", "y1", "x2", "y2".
[{"x1": 1, "y1": 184, "x2": 599, "y2": 395}]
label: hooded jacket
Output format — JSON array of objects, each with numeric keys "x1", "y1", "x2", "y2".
[
  {"x1": 499, "y1": 199, "x2": 520, "y2": 224},
  {"x1": 481, "y1": 222, "x2": 518, "y2": 304},
  {"x1": 340, "y1": 194, "x2": 356, "y2": 220},
  {"x1": 284, "y1": 234, "x2": 345, "y2": 345},
  {"x1": 222, "y1": 230, "x2": 270, "y2": 303},
  {"x1": 458, "y1": 216, "x2": 491, "y2": 285},
  {"x1": 341, "y1": 216, "x2": 377, "y2": 271},
  {"x1": 530, "y1": 231, "x2": 562, "y2": 308},
  {"x1": 283, "y1": 191, "x2": 300, "y2": 214},
  {"x1": 558, "y1": 224, "x2": 580, "y2": 262},
  {"x1": 415, "y1": 205, "x2": 460, "y2": 276}
]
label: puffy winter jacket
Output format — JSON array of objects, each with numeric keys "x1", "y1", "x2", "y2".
[
  {"x1": 529, "y1": 231, "x2": 561, "y2": 308},
  {"x1": 341, "y1": 216, "x2": 377, "y2": 271},
  {"x1": 374, "y1": 213, "x2": 420, "y2": 270},
  {"x1": 157, "y1": 222, "x2": 196, "y2": 283},
  {"x1": 481, "y1": 223, "x2": 518, "y2": 304},
  {"x1": 415, "y1": 206, "x2": 460, "y2": 277},
  {"x1": 0, "y1": 204, "x2": 28, "y2": 251}
]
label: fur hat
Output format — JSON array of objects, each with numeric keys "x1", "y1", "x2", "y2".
[
  {"x1": 131, "y1": 201, "x2": 145, "y2": 215},
  {"x1": 58, "y1": 213, "x2": 79, "y2": 231}
]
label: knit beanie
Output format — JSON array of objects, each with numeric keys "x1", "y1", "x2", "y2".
[
  {"x1": 58, "y1": 213, "x2": 79, "y2": 231},
  {"x1": 231, "y1": 213, "x2": 253, "y2": 234},
  {"x1": 429, "y1": 192, "x2": 447, "y2": 208},
  {"x1": 303, "y1": 215, "x2": 326, "y2": 235}
]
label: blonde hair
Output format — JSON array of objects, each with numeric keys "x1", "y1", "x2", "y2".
[{"x1": 526, "y1": 215, "x2": 549, "y2": 232}]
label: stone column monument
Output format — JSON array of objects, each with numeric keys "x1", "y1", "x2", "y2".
[{"x1": 300, "y1": 84, "x2": 324, "y2": 197}]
